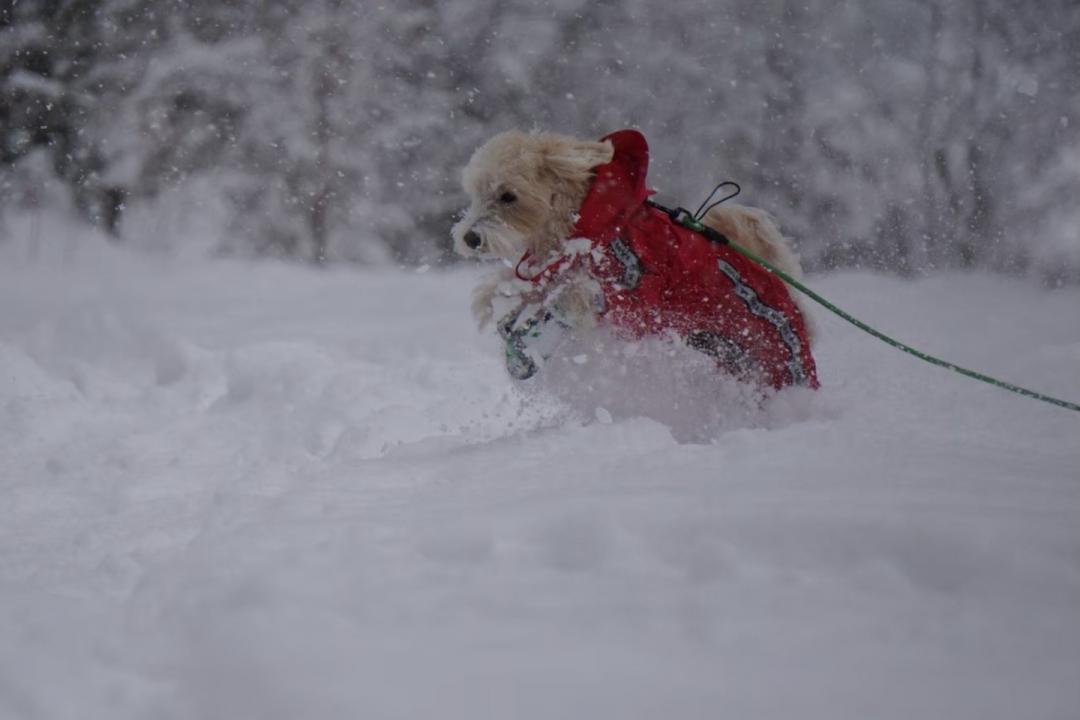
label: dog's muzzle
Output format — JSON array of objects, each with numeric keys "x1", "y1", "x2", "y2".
[{"x1": 463, "y1": 230, "x2": 482, "y2": 250}]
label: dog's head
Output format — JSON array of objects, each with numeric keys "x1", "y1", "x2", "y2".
[{"x1": 452, "y1": 131, "x2": 614, "y2": 262}]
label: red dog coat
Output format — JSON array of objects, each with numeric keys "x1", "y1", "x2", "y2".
[{"x1": 511, "y1": 129, "x2": 819, "y2": 390}]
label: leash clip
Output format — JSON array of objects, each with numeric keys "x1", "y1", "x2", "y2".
[
  {"x1": 646, "y1": 201, "x2": 729, "y2": 246},
  {"x1": 672, "y1": 207, "x2": 704, "y2": 232}
]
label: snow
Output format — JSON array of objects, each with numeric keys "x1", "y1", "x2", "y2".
[{"x1": 1, "y1": 243, "x2": 1079, "y2": 720}]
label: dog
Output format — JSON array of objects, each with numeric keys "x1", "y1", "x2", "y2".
[{"x1": 452, "y1": 129, "x2": 818, "y2": 390}]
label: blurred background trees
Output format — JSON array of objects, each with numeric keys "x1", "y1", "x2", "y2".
[{"x1": 1, "y1": 0, "x2": 1077, "y2": 280}]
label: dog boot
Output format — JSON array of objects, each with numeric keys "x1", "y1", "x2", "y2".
[{"x1": 497, "y1": 303, "x2": 570, "y2": 380}]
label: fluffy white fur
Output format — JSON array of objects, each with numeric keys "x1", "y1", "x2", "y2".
[{"x1": 453, "y1": 130, "x2": 811, "y2": 337}]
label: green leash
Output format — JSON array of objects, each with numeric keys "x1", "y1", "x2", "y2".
[{"x1": 670, "y1": 211, "x2": 1080, "y2": 414}]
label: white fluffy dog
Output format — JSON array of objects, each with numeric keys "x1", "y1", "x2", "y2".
[{"x1": 452, "y1": 131, "x2": 808, "y2": 334}]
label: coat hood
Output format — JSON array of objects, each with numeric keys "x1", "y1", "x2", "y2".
[{"x1": 571, "y1": 129, "x2": 654, "y2": 242}]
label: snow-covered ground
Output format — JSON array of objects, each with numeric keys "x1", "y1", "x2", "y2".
[{"x1": 1, "y1": 241, "x2": 1078, "y2": 720}]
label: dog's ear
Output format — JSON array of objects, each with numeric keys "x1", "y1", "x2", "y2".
[{"x1": 537, "y1": 137, "x2": 614, "y2": 184}]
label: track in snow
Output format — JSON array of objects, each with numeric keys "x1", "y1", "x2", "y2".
[{"x1": 1, "y1": 246, "x2": 1078, "y2": 720}]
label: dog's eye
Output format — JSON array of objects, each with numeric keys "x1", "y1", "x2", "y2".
[{"x1": 498, "y1": 191, "x2": 517, "y2": 204}]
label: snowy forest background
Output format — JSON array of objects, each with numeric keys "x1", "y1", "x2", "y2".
[{"x1": 1, "y1": 0, "x2": 1078, "y2": 282}]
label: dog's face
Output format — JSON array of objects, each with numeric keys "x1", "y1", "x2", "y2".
[{"x1": 452, "y1": 131, "x2": 613, "y2": 262}]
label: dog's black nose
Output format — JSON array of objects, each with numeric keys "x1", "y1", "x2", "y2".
[{"x1": 463, "y1": 230, "x2": 482, "y2": 250}]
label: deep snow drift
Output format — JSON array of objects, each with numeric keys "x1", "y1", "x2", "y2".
[{"x1": 1, "y1": 242, "x2": 1078, "y2": 720}]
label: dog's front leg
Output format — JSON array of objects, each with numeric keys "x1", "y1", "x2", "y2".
[
  {"x1": 472, "y1": 266, "x2": 532, "y2": 329},
  {"x1": 547, "y1": 273, "x2": 604, "y2": 331}
]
